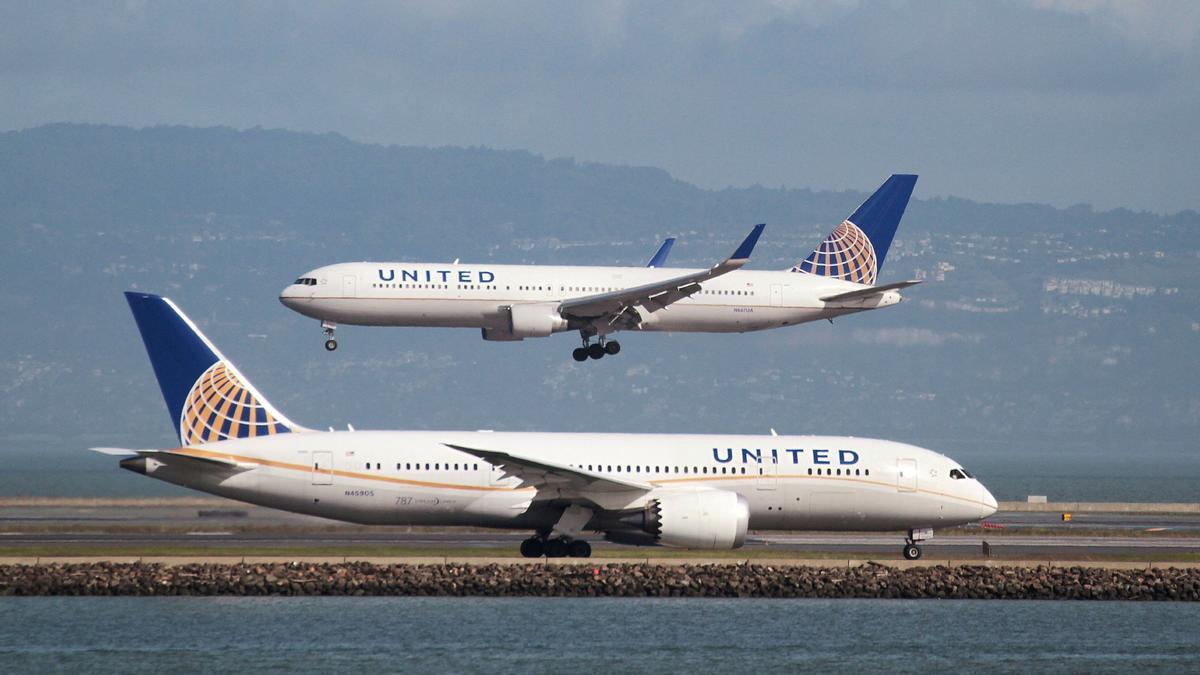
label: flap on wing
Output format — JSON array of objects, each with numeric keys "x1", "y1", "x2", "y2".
[
  {"x1": 819, "y1": 279, "x2": 921, "y2": 303},
  {"x1": 561, "y1": 224, "x2": 765, "y2": 318},
  {"x1": 445, "y1": 443, "x2": 652, "y2": 493}
]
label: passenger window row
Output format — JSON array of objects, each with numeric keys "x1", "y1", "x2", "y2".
[
  {"x1": 568, "y1": 464, "x2": 749, "y2": 475},
  {"x1": 807, "y1": 467, "x2": 870, "y2": 477},
  {"x1": 358, "y1": 461, "x2": 872, "y2": 478},
  {"x1": 370, "y1": 283, "x2": 454, "y2": 290},
  {"x1": 361, "y1": 462, "x2": 481, "y2": 472}
]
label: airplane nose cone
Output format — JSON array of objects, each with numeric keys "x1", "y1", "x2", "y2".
[
  {"x1": 980, "y1": 485, "x2": 998, "y2": 518},
  {"x1": 279, "y1": 285, "x2": 307, "y2": 309}
]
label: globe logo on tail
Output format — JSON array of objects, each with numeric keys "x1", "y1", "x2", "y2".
[
  {"x1": 792, "y1": 220, "x2": 878, "y2": 286},
  {"x1": 179, "y1": 361, "x2": 290, "y2": 445}
]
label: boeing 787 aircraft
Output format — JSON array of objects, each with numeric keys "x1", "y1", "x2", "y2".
[
  {"x1": 98, "y1": 291, "x2": 996, "y2": 559},
  {"x1": 280, "y1": 175, "x2": 920, "y2": 360}
]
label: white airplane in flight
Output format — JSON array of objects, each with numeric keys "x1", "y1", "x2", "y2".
[
  {"x1": 280, "y1": 175, "x2": 921, "y2": 361},
  {"x1": 100, "y1": 292, "x2": 996, "y2": 559}
]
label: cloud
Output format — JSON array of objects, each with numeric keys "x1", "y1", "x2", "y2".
[
  {"x1": 1, "y1": 1, "x2": 1197, "y2": 211},
  {"x1": 1029, "y1": 0, "x2": 1200, "y2": 54}
]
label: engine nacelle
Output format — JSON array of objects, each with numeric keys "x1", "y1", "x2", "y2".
[
  {"x1": 481, "y1": 327, "x2": 523, "y2": 341},
  {"x1": 503, "y1": 302, "x2": 568, "y2": 338},
  {"x1": 608, "y1": 490, "x2": 750, "y2": 550}
]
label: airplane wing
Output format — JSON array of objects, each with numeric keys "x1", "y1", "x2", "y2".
[
  {"x1": 560, "y1": 224, "x2": 765, "y2": 321},
  {"x1": 445, "y1": 443, "x2": 652, "y2": 493},
  {"x1": 819, "y1": 279, "x2": 922, "y2": 303},
  {"x1": 645, "y1": 237, "x2": 676, "y2": 268}
]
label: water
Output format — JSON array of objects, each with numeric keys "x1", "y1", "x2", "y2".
[{"x1": 1, "y1": 597, "x2": 1197, "y2": 673}]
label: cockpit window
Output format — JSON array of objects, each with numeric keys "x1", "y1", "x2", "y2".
[
  {"x1": 949, "y1": 468, "x2": 974, "y2": 480},
  {"x1": 294, "y1": 277, "x2": 317, "y2": 286}
]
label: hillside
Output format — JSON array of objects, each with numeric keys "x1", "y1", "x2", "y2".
[{"x1": 1, "y1": 123, "x2": 1197, "y2": 497}]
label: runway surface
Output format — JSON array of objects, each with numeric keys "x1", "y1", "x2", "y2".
[
  {"x1": 2, "y1": 500, "x2": 1200, "y2": 560},
  {"x1": 2, "y1": 530, "x2": 1198, "y2": 558}
]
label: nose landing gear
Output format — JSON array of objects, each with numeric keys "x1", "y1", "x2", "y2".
[
  {"x1": 902, "y1": 542, "x2": 922, "y2": 560},
  {"x1": 321, "y1": 320, "x2": 338, "y2": 351},
  {"x1": 901, "y1": 527, "x2": 933, "y2": 560}
]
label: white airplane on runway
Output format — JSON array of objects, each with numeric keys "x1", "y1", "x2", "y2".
[
  {"x1": 99, "y1": 291, "x2": 996, "y2": 559},
  {"x1": 280, "y1": 175, "x2": 921, "y2": 361}
]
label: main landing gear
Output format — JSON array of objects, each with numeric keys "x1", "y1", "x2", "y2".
[
  {"x1": 519, "y1": 534, "x2": 592, "y2": 558},
  {"x1": 321, "y1": 320, "x2": 338, "y2": 351},
  {"x1": 902, "y1": 527, "x2": 933, "y2": 560},
  {"x1": 572, "y1": 335, "x2": 620, "y2": 362}
]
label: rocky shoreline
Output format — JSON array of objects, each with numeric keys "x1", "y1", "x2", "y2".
[{"x1": 2, "y1": 562, "x2": 1199, "y2": 600}]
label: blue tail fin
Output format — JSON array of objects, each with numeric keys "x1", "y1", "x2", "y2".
[
  {"x1": 646, "y1": 237, "x2": 675, "y2": 268},
  {"x1": 791, "y1": 174, "x2": 917, "y2": 285},
  {"x1": 125, "y1": 292, "x2": 303, "y2": 446}
]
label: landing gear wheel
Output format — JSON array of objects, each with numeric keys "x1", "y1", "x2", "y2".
[
  {"x1": 902, "y1": 543, "x2": 923, "y2": 560},
  {"x1": 321, "y1": 320, "x2": 338, "y2": 352},
  {"x1": 587, "y1": 343, "x2": 605, "y2": 360},
  {"x1": 544, "y1": 538, "x2": 569, "y2": 558},
  {"x1": 520, "y1": 537, "x2": 544, "y2": 558},
  {"x1": 604, "y1": 340, "x2": 621, "y2": 355},
  {"x1": 568, "y1": 540, "x2": 592, "y2": 558},
  {"x1": 572, "y1": 347, "x2": 588, "y2": 362}
]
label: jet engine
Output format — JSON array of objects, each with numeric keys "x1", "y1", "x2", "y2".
[
  {"x1": 604, "y1": 490, "x2": 750, "y2": 550},
  {"x1": 493, "y1": 302, "x2": 567, "y2": 339}
]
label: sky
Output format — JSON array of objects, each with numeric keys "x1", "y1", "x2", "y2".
[{"x1": 3, "y1": 0, "x2": 1198, "y2": 213}]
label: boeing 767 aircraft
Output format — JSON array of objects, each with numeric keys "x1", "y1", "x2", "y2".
[
  {"x1": 97, "y1": 291, "x2": 996, "y2": 559},
  {"x1": 280, "y1": 175, "x2": 920, "y2": 360}
]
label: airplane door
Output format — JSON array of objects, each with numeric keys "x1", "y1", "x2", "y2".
[
  {"x1": 770, "y1": 284, "x2": 783, "y2": 307},
  {"x1": 756, "y1": 453, "x2": 778, "y2": 491},
  {"x1": 312, "y1": 451, "x2": 334, "y2": 485},
  {"x1": 342, "y1": 275, "x2": 357, "y2": 298},
  {"x1": 897, "y1": 458, "x2": 917, "y2": 492}
]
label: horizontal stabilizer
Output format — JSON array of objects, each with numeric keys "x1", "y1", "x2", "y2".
[
  {"x1": 819, "y1": 279, "x2": 922, "y2": 303},
  {"x1": 89, "y1": 446, "x2": 143, "y2": 456},
  {"x1": 91, "y1": 446, "x2": 257, "y2": 470}
]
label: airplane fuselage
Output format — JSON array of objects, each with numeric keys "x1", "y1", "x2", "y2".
[
  {"x1": 279, "y1": 262, "x2": 903, "y2": 335},
  {"x1": 126, "y1": 430, "x2": 996, "y2": 534}
]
